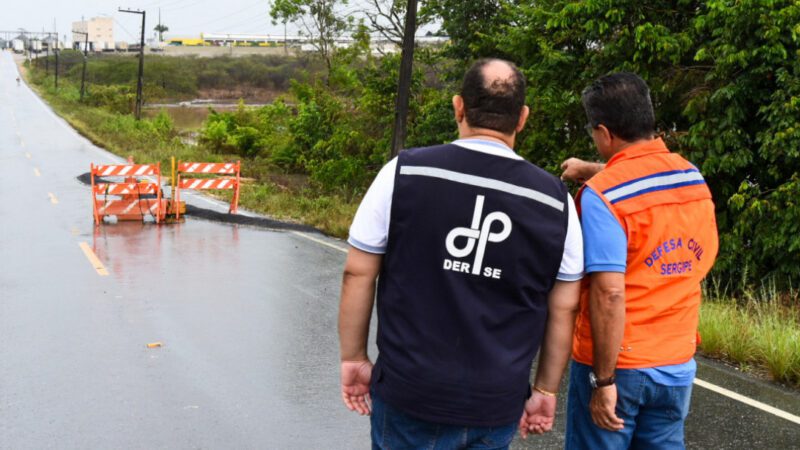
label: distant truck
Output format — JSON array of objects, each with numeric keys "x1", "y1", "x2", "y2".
[{"x1": 12, "y1": 39, "x2": 24, "y2": 53}]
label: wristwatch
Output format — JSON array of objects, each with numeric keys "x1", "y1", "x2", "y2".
[{"x1": 589, "y1": 371, "x2": 616, "y2": 389}]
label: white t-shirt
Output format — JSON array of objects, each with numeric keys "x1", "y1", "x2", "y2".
[{"x1": 348, "y1": 139, "x2": 584, "y2": 281}]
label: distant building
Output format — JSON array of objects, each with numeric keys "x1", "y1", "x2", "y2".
[
  {"x1": 72, "y1": 17, "x2": 114, "y2": 51},
  {"x1": 166, "y1": 32, "x2": 448, "y2": 54}
]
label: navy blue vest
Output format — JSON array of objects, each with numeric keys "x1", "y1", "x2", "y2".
[{"x1": 371, "y1": 143, "x2": 570, "y2": 426}]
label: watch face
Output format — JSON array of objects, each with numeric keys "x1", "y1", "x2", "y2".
[{"x1": 589, "y1": 372, "x2": 598, "y2": 388}]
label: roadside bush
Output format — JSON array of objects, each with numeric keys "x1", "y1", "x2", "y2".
[
  {"x1": 200, "y1": 99, "x2": 296, "y2": 159},
  {"x1": 84, "y1": 84, "x2": 134, "y2": 114},
  {"x1": 408, "y1": 88, "x2": 459, "y2": 148},
  {"x1": 306, "y1": 127, "x2": 375, "y2": 193},
  {"x1": 202, "y1": 115, "x2": 232, "y2": 150}
]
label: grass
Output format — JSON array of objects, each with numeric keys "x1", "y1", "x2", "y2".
[
  {"x1": 217, "y1": 183, "x2": 358, "y2": 237},
  {"x1": 699, "y1": 287, "x2": 800, "y2": 387},
  {"x1": 37, "y1": 51, "x2": 321, "y2": 102}
]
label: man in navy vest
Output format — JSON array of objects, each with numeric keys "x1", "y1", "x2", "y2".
[{"x1": 338, "y1": 59, "x2": 584, "y2": 449}]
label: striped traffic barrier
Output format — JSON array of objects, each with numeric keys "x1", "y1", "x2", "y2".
[
  {"x1": 90, "y1": 162, "x2": 166, "y2": 224},
  {"x1": 173, "y1": 160, "x2": 241, "y2": 219}
]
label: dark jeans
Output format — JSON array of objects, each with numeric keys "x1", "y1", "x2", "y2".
[
  {"x1": 565, "y1": 361, "x2": 693, "y2": 450},
  {"x1": 370, "y1": 391, "x2": 517, "y2": 450}
]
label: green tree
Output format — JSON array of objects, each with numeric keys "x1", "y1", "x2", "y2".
[
  {"x1": 363, "y1": 0, "x2": 432, "y2": 47},
  {"x1": 459, "y1": 0, "x2": 800, "y2": 289},
  {"x1": 421, "y1": 0, "x2": 513, "y2": 61},
  {"x1": 270, "y1": 0, "x2": 353, "y2": 82},
  {"x1": 154, "y1": 23, "x2": 169, "y2": 41},
  {"x1": 691, "y1": 1, "x2": 800, "y2": 286}
]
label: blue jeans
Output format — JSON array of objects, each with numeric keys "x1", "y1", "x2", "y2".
[
  {"x1": 565, "y1": 361, "x2": 692, "y2": 450},
  {"x1": 370, "y1": 391, "x2": 517, "y2": 450}
]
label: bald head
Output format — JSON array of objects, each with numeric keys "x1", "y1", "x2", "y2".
[
  {"x1": 480, "y1": 59, "x2": 519, "y2": 92},
  {"x1": 460, "y1": 58, "x2": 527, "y2": 135}
]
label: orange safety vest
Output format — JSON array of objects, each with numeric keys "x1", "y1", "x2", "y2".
[{"x1": 572, "y1": 138, "x2": 719, "y2": 369}]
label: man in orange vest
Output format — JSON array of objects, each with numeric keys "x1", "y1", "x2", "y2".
[{"x1": 560, "y1": 72, "x2": 718, "y2": 449}]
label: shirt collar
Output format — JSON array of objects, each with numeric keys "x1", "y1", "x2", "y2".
[
  {"x1": 452, "y1": 138, "x2": 522, "y2": 160},
  {"x1": 605, "y1": 138, "x2": 670, "y2": 167}
]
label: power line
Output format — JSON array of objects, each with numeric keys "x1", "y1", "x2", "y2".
[
  {"x1": 160, "y1": 0, "x2": 212, "y2": 13},
  {"x1": 139, "y1": 0, "x2": 195, "y2": 10},
  {"x1": 210, "y1": 12, "x2": 270, "y2": 33},
  {"x1": 238, "y1": 18, "x2": 274, "y2": 35},
  {"x1": 114, "y1": 18, "x2": 138, "y2": 40},
  {"x1": 187, "y1": 0, "x2": 265, "y2": 29}
]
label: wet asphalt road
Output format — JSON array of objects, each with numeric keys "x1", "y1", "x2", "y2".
[{"x1": 1, "y1": 51, "x2": 798, "y2": 449}]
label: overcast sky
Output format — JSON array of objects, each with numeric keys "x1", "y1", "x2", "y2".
[
  {"x1": 2, "y1": 1, "x2": 439, "y2": 44},
  {"x1": 2, "y1": 0, "x2": 314, "y2": 43}
]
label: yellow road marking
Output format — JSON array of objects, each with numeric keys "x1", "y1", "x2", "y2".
[
  {"x1": 48, "y1": 192, "x2": 58, "y2": 204},
  {"x1": 33, "y1": 168, "x2": 40, "y2": 177},
  {"x1": 78, "y1": 242, "x2": 109, "y2": 276}
]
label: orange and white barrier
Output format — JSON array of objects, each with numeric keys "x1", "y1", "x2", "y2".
[
  {"x1": 91, "y1": 163, "x2": 166, "y2": 224},
  {"x1": 174, "y1": 161, "x2": 240, "y2": 219}
]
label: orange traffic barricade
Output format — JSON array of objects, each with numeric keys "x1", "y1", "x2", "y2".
[
  {"x1": 173, "y1": 161, "x2": 241, "y2": 219},
  {"x1": 91, "y1": 162, "x2": 167, "y2": 224}
]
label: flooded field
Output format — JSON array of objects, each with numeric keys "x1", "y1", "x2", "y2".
[
  {"x1": 142, "y1": 106, "x2": 212, "y2": 131},
  {"x1": 142, "y1": 102, "x2": 266, "y2": 132}
]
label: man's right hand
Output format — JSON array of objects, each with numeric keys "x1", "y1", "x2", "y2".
[
  {"x1": 560, "y1": 158, "x2": 603, "y2": 183},
  {"x1": 341, "y1": 360, "x2": 373, "y2": 416},
  {"x1": 589, "y1": 384, "x2": 625, "y2": 431},
  {"x1": 518, "y1": 392, "x2": 557, "y2": 438}
]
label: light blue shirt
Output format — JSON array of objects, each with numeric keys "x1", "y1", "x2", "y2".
[{"x1": 581, "y1": 187, "x2": 695, "y2": 387}]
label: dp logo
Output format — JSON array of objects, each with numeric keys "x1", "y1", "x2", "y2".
[{"x1": 445, "y1": 195, "x2": 512, "y2": 276}]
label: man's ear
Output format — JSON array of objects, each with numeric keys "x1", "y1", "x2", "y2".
[
  {"x1": 453, "y1": 95, "x2": 464, "y2": 123},
  {"x1": 596, "y1": 124, "x2": 613, "y2": 148},
  {"x1": 516, "y1": 105, "x2": 530, "y2": 133}
]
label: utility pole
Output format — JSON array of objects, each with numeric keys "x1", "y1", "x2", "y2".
[
  {"x1": 119, "y1": 8, "x2": 146, "y2": 120},
  {"x1": 54, "y1": 45, "x2": 59, "y2": 90},
  {"x1": 51, "y1": 21, "x2": 57, "y2": 87},
  {"x1": 55, "y1": 28, "x2": 61, "y2": 90},
  {"x1": 45, "y1": 35, "x2": 50, "y2": 75},
  {"x1": 72, "y1": 30, "x2": 89, "y2": 101},
  {"x1": 390, "y1": 0, "x2": 418, "y2": 158}
]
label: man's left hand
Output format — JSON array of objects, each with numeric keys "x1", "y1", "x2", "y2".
[
  {"x1": 518, "y1": 392, "x2": 557, "y2": 438},
  {"x1": 341, "y1": 360, "x2": 373, "y2": 415}
]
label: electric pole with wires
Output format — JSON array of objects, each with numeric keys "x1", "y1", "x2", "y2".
[
  {"x1": 72, "y1": 30, "x2": 89, "y2": 101},
  {"x1": 390, "y1": 0, "x2": 418, "y2": 158},
  {"x1": 119, "y1": 8, "x2": 146, "y2": 120}
]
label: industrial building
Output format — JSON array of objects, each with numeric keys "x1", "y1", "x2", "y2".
[
  {"x1": 72, "y1": 17, "x2": 114, "y2": 51},
  {"x1": 166, "y1": 32, "x2": 448, "y2": 55}
]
